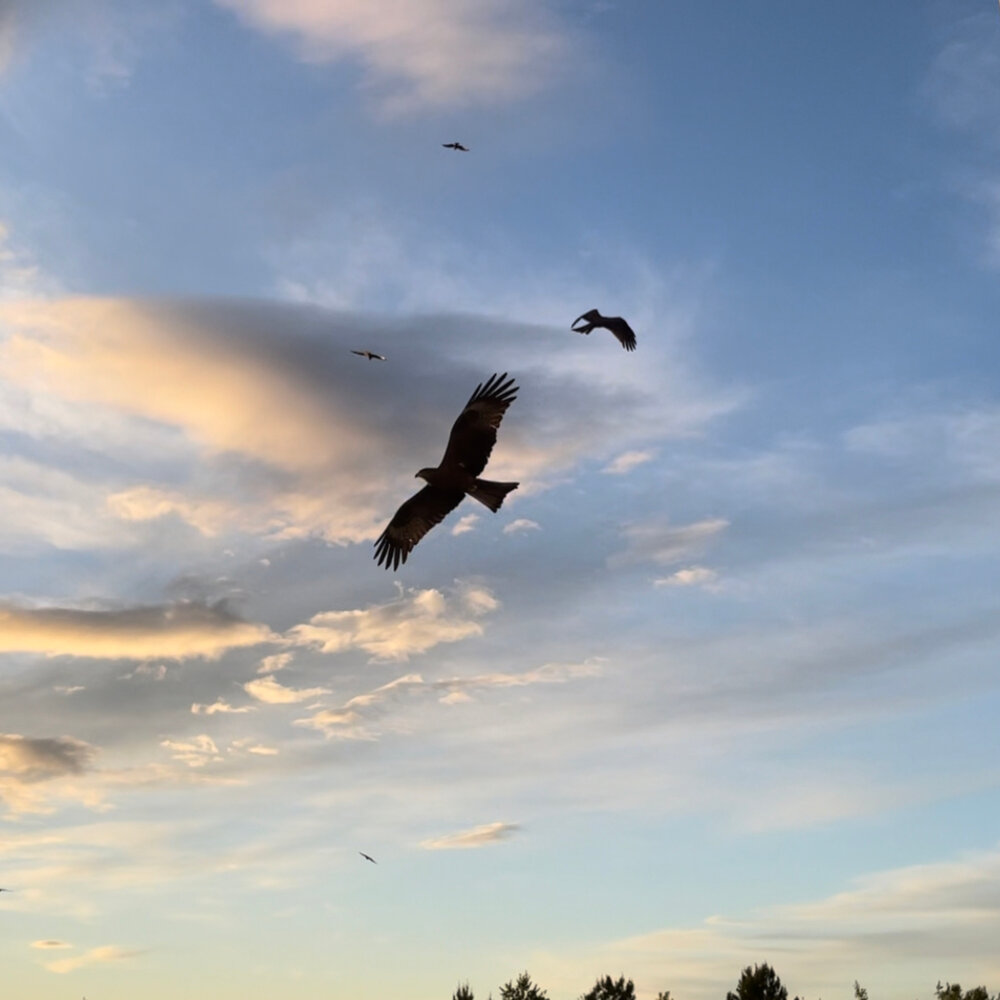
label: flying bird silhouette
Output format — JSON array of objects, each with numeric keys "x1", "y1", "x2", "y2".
[
  {"x1": 442, "y1": 142, "x2": 469, "y2": 151},
  {"x1": 374, "y1": 373, "x2": 519, "y2": 570},
  {"x1": 359, "y1": 852, "x2": 377, "y2": 864},
  {"x1": 571, "y1": 309, "x2": 637, "y2": 352},
  {"x1": 351, "y1": 349, "x2": 387, "y2": 361}
]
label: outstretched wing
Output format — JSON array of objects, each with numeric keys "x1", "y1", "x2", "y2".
[
  {"x1": 572, "y1": 309, "x2": 600, "y2": 329},
  {"x1": 374, "y1": 485, "x2": 465, "y2": 570},
  {"x1": 607, "y1": 316, "x2": 637, "y2": 351},
  {"x1": 440, "y1": 373, "x2": 518, "y2": 477}
]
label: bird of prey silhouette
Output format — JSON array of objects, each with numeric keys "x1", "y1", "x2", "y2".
[
  {"x1": 571, "y1": 309, "x2": 637, "y2": 352},
  {"x1": 351, "y1": 349, "x2": 387, "y2": 361},
  {"x1": 442, "y1": 142, "x2": 469, "y2": 151},
  {"x1": 374, "y1": 373, "x2": 519, "y2": 570},
  {"x1": 359, "y1": 852, "x2": 377, "y2": 864}
]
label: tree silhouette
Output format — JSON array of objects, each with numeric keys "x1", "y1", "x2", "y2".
[
  {"x1": 936, "y1": 983, "x2": 995, "y2": 1000},
  {"x1": 854, "y1": 982, "x2": 868, "y2": 1000},
  {"x1": 726, "y1": 963, "x2": 789, "y2": 1000},
  {"x1": 453, "y1": 983, "x2": 475, "y2": 1000},
  {"x1": 580, "y1": 975, "x2": 636, "y2": 1000},
  {"x1": 499, "y1": 971, "x2": 549, "y2": 1000}
]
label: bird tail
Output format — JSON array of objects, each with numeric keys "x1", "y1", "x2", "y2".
[{"x1": 470, "y1": 479, "x2": 519, "y2": 512}]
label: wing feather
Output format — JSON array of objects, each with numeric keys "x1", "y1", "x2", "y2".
[
  {"x1": 439, "y1": 372, "x2": 518, "y2": 476},
  {"x1": 608, "y1": 317, "x2": 637, "y2": 351},
  {"x1": 374, "y1": 485, "x2": 466, "y2": 570}
]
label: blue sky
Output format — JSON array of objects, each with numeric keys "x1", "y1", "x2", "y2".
[{"x1": 2, "y1": 2, "x2": 1000, "y2": 998}]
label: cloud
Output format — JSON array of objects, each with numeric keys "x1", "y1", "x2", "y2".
[
  {"x1": 0, "y1": 600, "x2": 274, "y2": 660},
  {"x1": 923, "y1": 13, "x2": 1000, "y2": 139},
  {"x1": 257, "y1": 652, "x2": 293, "y2": 675},
  {"x1": 602, "y1": 449, "x2": 656, "y2": 475},
  {"x1": 0, "y1": 733, "x2": 98, "y2": 815},
  {"x1": 503, "y1": 518, "x2": 540, "y2": 535},
  {"x1": 191, "y1": 699, "x2": 255, "y2": 716},
  {"x1": 213, "y1": 0, "x2": 570, "y2": 111},
  {"x1": 0, "y1": 297, "x2": 737, "y2": 552},
  {"x1": 107, "y1": 485, "x2": 277, "y2": 538},
  {"x1": 450, "y1": 513, "x2": 479, "y2": 536},
  {"x1": 243, "y1": 674, "x2": 330, "y2": 705},
  {"x1": 0, "y1": 1, "x2": 171, "y2": 88},
  {"x1": 536, "y1": 846, "x2": 1000, "y2": 1000},
  {"x1": 294, "y1": 659, "x2": 601, "y2": 737},
  {"x1": 436, "y1": 658, "x2": 603, "y2": 696},
  {"x1": 293, "y1": 707, "x2": 367, "y2": 740},
  {"x1": 46, "y1": 944, "x2": 143, "y2": 975},
  {"x1": 611, "y1": 517, "x2": 729, "y2": 568},
  {"x1": 420, "y1": 821, "x2": 519, "y2": 850},
  {"x1": 288, "y1": 583, "x2": 499, "y2": 662},
  {"x1": 0, "y1": 733, "x2": 94, "y2": 782},
  {"x1": 160, "y1": 735, "x2": 223, "y2": 769},
  {"x1": 654, "y1": 566, "x2": 718, "y2": 588},
  {"x1": 0, "y1": 456, "x2": 132, "y2": 555},
  {"x1": 0, "y1": 219, "x2": 52, "y2": 298}
]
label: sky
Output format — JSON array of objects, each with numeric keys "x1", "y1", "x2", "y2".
[{"x1": 1, "y1": 1, "x2": 1000, "y2": 998}]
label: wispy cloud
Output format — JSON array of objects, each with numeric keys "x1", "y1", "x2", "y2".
[
  {"x1": 288, "y1": 583, "x2": 499, "y2": 662},
  {"x1": 0, "y1": 733, "x2": 94, "y2": 782},
  {"x1": 611, "y1": 517, "x2": 729, "y2": 568},
  {"x1": 160, "y1": 735, "x2": 223, "y2": 769},
  {"x1": 213, "y1": 0, "x2": 571, "y2": 111},
  {"x1": 450, "y1": 513, "x2": 479, "y2": 536},
  {"x1": 191, "y1": 699, "x2": 255, "y2": 716},
  {"x1": 503, "y1": 518, "x2": 540, "y2": 535},
  {"x1": 243, "y1": 674, "x2": 331, "y2": 705},
  {"x1": 295, "y1": 659, "x2": 601, "y2": 737},
  {"x1": 538, "y1": 845, "x2": 1000, "y2": 1000},
  {"x1": 654, "y1": 566, "x2": 718, "y2": 588},
  {"x1": 420, "y1": 820, "x2": 519, "y2": 850},
  {"x1": 0, "y1": 732, "x2": 97, "y2": 815},
  {"x1": 45, "y1": 944, "x2": 144, "y2": 975},
  {"x1": 0, "y1": 600, "x2": 275, "y2": 660},
  {"x1": 602, "y1": 449, "x2": 656, "y2": 475}
]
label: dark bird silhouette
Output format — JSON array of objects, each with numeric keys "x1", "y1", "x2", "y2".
[
  {"x1": 374, "y1": 373, "x2": 519, "y2": 570},
  {"x1": 359, "y1": 852, "x2": 377, "y2": 864},
  {"x1": 442, "y1": 142, "x2": 469, "y2": 151},
  {"x1": 571, "y1": 309, "x2": 637, "y2": 352},
  {"x1": 351, "y1": 349, "x2": 387, "y2": 361}
]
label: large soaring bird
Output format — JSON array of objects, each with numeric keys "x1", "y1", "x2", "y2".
[
  {"x1": 571, "y1": 309, "x2": 637, "y2": 352},
  {"x1": 351, "y1": 349, "x2": 387, "y2": 361},
  {"x1": 442, "y1": 142, "x2": 469, "y2": 151},
  {"x1": 374, "y1": 373, "x2": 519, "y2": 570}
]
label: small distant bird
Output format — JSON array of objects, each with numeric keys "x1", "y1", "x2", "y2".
[
  {"x1": 359, "y1": 852, "x2": 377, "y2": 864},
  {"x1": 351, "y1": 350, "x2": 387, "y2": 361},
  {"x1": 571, "y1": 309, "x2": 637, "y2": 352},
  {"x1": 442, "y1": 142, "x2": 469, "y2": 151},
  {"x1": 375, "y1": 373, "x2": 519, "y2": 570}
]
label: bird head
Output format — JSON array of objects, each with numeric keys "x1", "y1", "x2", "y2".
[{"x1": 415, "y1": 468, "x2": 433, "y2": 482}]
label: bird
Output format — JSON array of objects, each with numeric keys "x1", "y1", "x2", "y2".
[
  {"x1": 571, "y1": 309, "x2": 637, "y2": 352},
  {"x1": 374, "y1": 373, "x2": 519, "y2": 570},
  {"x1": 351, "y1": 349, "x2": 387, "y2": 361},
  {"x1": 359, "y1": 852, "x2": 377, "y2": 864},
  {"x1": 442, "y1": 142, "x2": 469, "y2": 151}
]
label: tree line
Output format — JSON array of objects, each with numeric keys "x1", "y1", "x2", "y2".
[{"x1": 450, "y1": 962, "x2": 999, "y2": 1000}]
